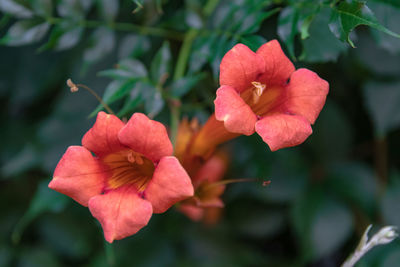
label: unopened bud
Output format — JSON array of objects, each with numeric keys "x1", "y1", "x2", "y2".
[
  {"x1": 373, "y1": 226, "x2": 398, "y2": 245},
  {"x1": 67, "y1": 78, "x2": 79, "y2": 93}
]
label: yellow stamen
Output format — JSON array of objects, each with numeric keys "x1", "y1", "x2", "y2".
[{"x1": 251, "y1": 81, "x2": 266, "y2": 104}]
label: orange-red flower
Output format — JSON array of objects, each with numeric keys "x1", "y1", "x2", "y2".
[
  {"x1": 178, "y1": 151, "x2": 228, "y2": 222},
  {"x1": 214, "y1": 40, "x2": 329, "y2": 151},
  {"x1": 49, "y1": 112, "x2": 194, "y2": 243}
]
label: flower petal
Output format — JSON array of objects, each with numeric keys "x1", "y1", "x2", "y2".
[
  {"x1": 88, "y1": 185, "x2": 153, "y2": 243},
  {"x1": 256, "y1": 40, "x2": 295, "y2": 86},
  {"x1": 145, "y1": 156, "x2": 194, "y2": 214},
  {"x1": 82, "y1": 112, "x2": 126, "y2": 157},
  {"x1": 284, "y1": 68, "x2": 329, "y2": 124},
  {"x1": 220, "y1": 44, "x2": 265, "y2": 93},
  {"x1": 49, "y1": 146, "x2": 108, "y2": 206},
  {"x1": 214, "y1": 85, "x2": 257, "y2": 135},
  {"x1": 118, "y1": 113, "x2": 173, "y2": 162},
  {"x1": 255, "y1": 114, "x2": 312, "y2": 151}
]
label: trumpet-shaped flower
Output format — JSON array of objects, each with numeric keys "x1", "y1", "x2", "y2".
[
  {"x1": 214, "y1": 40, "x2": 329, "y2": 151},
  {"x1": 49, "y1": 112, "x2": 194, "y2": 243}
]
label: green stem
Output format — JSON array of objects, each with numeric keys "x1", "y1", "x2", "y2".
[
  {"x1": 76, "y1": 84, "x2": 115, "y2": 115},
  {"x1": 169, "y1": 0, "x2": 220, "y2": 147},
  {"x1": 104, "y1": 241, "x2": 115, "y2": 267}
]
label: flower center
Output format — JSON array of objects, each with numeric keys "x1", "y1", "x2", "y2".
[
  {"x1": 251, "y1": 81, "x2": 266, "y2": 104},
  {"x1": 241, "y1": 81, "x2": 281, "y2": 117},
  {"x1": 103, "y1": 150, "x2": 155, "y2": 191}
]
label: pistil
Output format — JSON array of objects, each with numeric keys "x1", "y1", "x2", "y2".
[{"x1": 251, "y1": 81, "x2": 266, "y2": 104}]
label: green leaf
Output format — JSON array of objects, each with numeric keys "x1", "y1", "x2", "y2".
[
  {"x1": 329, "y1": 1, "x2": 400, "y2": 47},
  {"x1": 188, "y1": 33, "x2": 217, "y2": 74},
  {"x1": 150, "y1": 41, "x2": 171, "y2": 85},
  {"x1": 97, "y1": 0, "x2": 119, "y2": 21},
  {"x1": 368, "y1": 1, "x2": 400, "y2": 54},
  {"x1": 310, "y1": 198, "x2": 353, "y2": 259},
  {"x1": 12, "y1": 180, "x2": 69, "y2": 244},
  {"x1": 118, "y1": 34, "x2": 150, "y2": 59},
  {"x1": 239, "y1": 35, "x2": 267, "y2": 51},
  {"x1": 1, "y1": 20, "x2": 50, "y2": 46},
  {"x1": 237, "y1": 8, "x2": 280, "y2": 35},
  {"x1": 277, "y1": 6, "x2": 298, "y2": 59},
  {"x1": 98, "y1": 59, "x2": 147, "y2": 80},
  {"x1": 292, "y1": 190, "x2": 353, "y2": 261},
  {"x1": 57, "y1": 0, "x2": 93, "y2": 20},
  {"x1": 39, "y1": 23, "x2": 83, "y2": 51},
  {"x1": 169, "y1": 73, "x2": 205, "y2": 98},
  {"x1": 381, "y1": 172, "x2": 400, "y2": 228},
  {"x1": 90, "y1": 79, "x2": 137, "y2": 117},
  {"x1": 83, "y1": 27, "x2": 115, "y2": 64},
  {"x1": 300, "y1": 7, "x2": 348, "y2": 63},
  {"x1": 117, "y1": 85, "x2": 143, "y2": 116},
  {"x1": 1, "y1": 145, "x2": 40, "y2": 179},
  {"x1": 363, "y1": 81, "x2": 400, "y2": 136},
  {"x1": 31, "y1": 0, "x2": 53, "y2": 17},
  {"x1": 0, "y1": 0, "x2": 33, "y2": 19}
]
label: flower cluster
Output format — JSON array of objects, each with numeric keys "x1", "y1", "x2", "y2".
[{"x1": 49, "y1": 40, "x2": 328, "y2": 242}]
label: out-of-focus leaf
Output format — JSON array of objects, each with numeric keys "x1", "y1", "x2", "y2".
[
  {"x1": 326, "y1": 162, "x2": 377, "y2": 215},
  {"x1": 381, "y1": 248, "x2": 400, "y2": 267},
  {"x1": 309, "y1": 101, "x2": 353, "y2": 162},
  {"x1": 97, "y1": 0, "x2": 118, "y2": 21},
  {"x1": 31, "y1": 0, "x2": 53, "y2": 17},
  {"x1": 329, "y1": 1, "x2": 400, "y2": 47},
  {"x1": 1, "y1": 145, "x2": 40, "y2": 179},
  {"x1": 188, "y1": 33, "x2": 217, "y2": 74},
  {"x1": 237, "y1": 8, "x2": 280, "y2": 35},
  {"x1": 292, "y1": 190, "x2": 353, "y2": 261},
  {"x1": 83, "y1": 27, "x2": 115, "y2": 64},
  {"x1": 185, "y1": 10, "x2": 202, "y2": 29},
  {"x1": 239, "y1": 35, "x2": 267, "y2": 51},
  {"x1": 12, "y1": 180, "x2": 69, "y2": 244},
  {"x1": 117, "y1": 85, "x2": 143, "y2": 116},
  {"x1": 57, "y1": 0, "x2": 93, "y2": 20},
  {"x1": 368, "y1": 1, "x2": 400, "y2": 54},
  {"x1": 90, "y1": 79, "x2": 137, "y2": 116},
  {"x1": 143, "y1": 85, "x2": 164, "y2": 118},
  {"x1": 277, "y1": 6, "x2": 298, "y2": 59},
  {"x1": 1, "y1": 20, "x2": 50, "y2": 46},
  {"x1": 363, "y1": 81, "x2": 400, "y2": 136},
  {"x1": 118, "y1": 34, "x2": 150, "y2": 59},
  {"x1": 150, "y1": 41, "x2": 171, "y2": 84},
  {"x1": 310, "y1": 198, "x2": 353, "y2": 259},
  {"x1": 39, "y1": 23, "x2": 83, "y2": 51},
  {"x1": 0, "y1": 0, "x2": 33, "y2": 19},
  {"x1": 99, "y1": 59, "x2": 147, "y2": 80},
  {"x1": 301, "y1": 7, "x2": 348, "y2": 62},
  {"x1": 169, "y1": 73, "x2": 205, "y2": 98},
  {"x1": 17, "y1": 247, "x2": 61, "y2": 267},
  {"x1": 381, "y1": 172, "x2": 400, "y2": 228},
  {"x1": 211, "y1": 35, "x2": 235, "y2": 80}
]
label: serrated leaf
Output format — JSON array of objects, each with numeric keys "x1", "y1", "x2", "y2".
[
  {"x1": 169, "y1": 73, "x2": 205, "y2": 98},
  {"x1": 368, "y1": 1, "x2": 400, "y2": 54},
  {"x1": 329, "y1": 1, "x2": 400, "y2": 47},
  {"x1": 363, "y1": 81, "x2": 400, "y2": 136},
  {"x1": 0, "y1": 0, "x2": 33, "y2": 19},
  {"x1": 300, "y1": 7, "x2": 348, "y2": 63},
  {"x1": 12, "y1": 180, "x2": 69, "y2": 244},
  {"x1": 1, "y1": 20, "x2": 50, "y2": 46},
  {"x1": 83, "y1": 27, "x2": 115, "y2": 63},
  {"x1": 150, "y1": 41, "x2": 171, "y2": 85}
]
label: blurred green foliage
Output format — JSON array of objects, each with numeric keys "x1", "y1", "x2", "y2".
[{"x1": 1, "y1": 0, "x2": 400, "y2": 266}]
